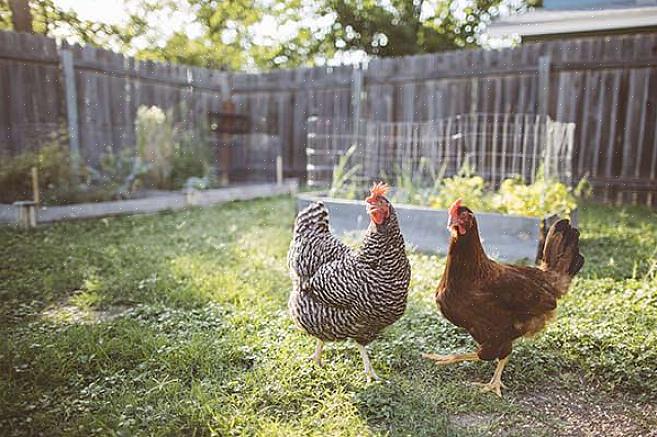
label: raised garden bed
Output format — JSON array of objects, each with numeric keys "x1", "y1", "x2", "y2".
[
  {"x1": 297, "y1": 192, "x2": 576, "y2": 262},
  {"x1": 1, "y1": 180, "x2": 298, "y2": 226}
]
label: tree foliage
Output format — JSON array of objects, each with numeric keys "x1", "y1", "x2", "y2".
[
  {"x1": 137, "y1": 0, "x2": 266, "y2": 70},
  {"x1": 0, "y1": 0, "x2": 516, "y2": 70},
  {"x1": 305, "y1": 0, "x2": 505, "y2": 60},
  {"x1": 0, "y1": 0, "x2": 149, "y2": 50},
  {"x1": 253, "y1": 0, "x2": 508, "y2": 68}
]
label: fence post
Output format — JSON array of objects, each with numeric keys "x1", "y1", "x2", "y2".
[
  {"x1": 538, "y1": 54, "x2": 552, "y2": 212},
  {"x1": 538, "y1": 55, "x2": 551, "y2": 120},
  {"x1": 566, "y1": 122, "x2": 576, "y2": 186},
  {"x1": 305, "y1": 115, "x2": 318, "y2": 187},
  {"x1": 60, "y1": 48, "x2": 81, "y2": 181},
  {"x1": 276, "y1": 155, "x2": 283, "y2": 185}
]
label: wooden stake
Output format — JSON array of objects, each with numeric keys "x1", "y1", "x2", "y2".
[
  {"x1": 276, "y1": 155, "x2": 283, "y2": 186},
  {"x1": 31, "y1": 166, "x2": 40, "y2": 205}
]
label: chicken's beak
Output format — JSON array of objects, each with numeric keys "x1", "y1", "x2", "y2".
[
  {"x1": 368, "y1": 204, "x2": 385, "y2": 225},
  {"x1": 447, "y1": 215, "x2": 464, "y2": 236}
]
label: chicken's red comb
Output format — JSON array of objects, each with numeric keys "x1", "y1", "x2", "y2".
[
  {"x1": 369, "y1": 181, "x2": 390, "y2": 198},
  {"x1": 448, "y1": 198, "x2": 462, "y2": 217}
]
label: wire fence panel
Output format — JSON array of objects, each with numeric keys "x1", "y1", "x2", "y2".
[{"x1": 306, "y1": 113, "x2": 575, "y2": 189}]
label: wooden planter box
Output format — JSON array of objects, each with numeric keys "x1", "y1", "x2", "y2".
[
  {"x1": 0, "y1": 181, "x2": 298, "y2": 226},
  {"x1": 297, "y1": 192, "x2": 575, "y2": 262}
]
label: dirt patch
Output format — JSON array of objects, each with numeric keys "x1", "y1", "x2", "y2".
[
  {"x1": 41, "y1": 297, "x2": 131, "y2": 324},
  {"x1": 495, "y1": 384, "x2": 657, "y2": 436},
  {"x1": 448, "y1": 380, "x2": 656, "y2": 436},
  {"x1": 450, "y1": 412, "x2": 497, "y2": 429}
]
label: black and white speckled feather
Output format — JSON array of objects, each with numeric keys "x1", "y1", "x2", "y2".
[{"x1": 288, "y1": 201, "x2": 411, "y2": 346}]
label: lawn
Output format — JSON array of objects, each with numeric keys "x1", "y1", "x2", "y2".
[{"x1": 1, "y1": 197, "x2": 656, "y2": 436}]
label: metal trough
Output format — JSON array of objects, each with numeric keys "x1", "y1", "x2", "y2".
[{"x1": 297, "y1": 192, "x2": 557, "y2": 262}]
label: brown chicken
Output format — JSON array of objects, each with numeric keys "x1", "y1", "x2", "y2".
[{"x1": 423, "y1": 199, "x2": 584, "y2": 396}]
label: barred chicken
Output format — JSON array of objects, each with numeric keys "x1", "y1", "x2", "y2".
[
  {"x1": 288, "y1": 182, "x2": 411, "y2": 382},
  {"x1": 423, "y1": 199, "x2": 584, "y2": 396}
]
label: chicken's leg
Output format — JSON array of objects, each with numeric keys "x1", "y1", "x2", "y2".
[
  {"x1": 308, "y1": 339, "x2": 324, "y2": 367},
  {"x1": 422, "y1": 351, "x2": 479, "y2": 365},
  {"x1": 472, "y1": 356, "x2": 509, "y2": 398},
  {"x1": 357, "y1": 344, "x2": 380, "y2": 383}
]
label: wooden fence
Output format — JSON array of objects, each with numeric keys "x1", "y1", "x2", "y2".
[{"x1": 1, "y1": 30, "x2": 656, "y2": 204}]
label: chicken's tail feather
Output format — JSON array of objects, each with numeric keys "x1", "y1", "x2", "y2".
[{"x1": 541, "y1": 219, "x2": 584, "y2": 277}]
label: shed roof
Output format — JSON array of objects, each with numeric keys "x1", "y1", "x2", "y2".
[{"x1": 487, "y1": 6, "x2": 657, "y2": 38}]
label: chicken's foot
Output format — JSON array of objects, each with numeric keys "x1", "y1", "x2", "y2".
[
  {"x1": 308, "y1": 339, "x2": 324, "y2": 367},
  {"x1": 357, "y1": 344, "x2": 380, "y2": 383},
  {"x1": 422, "y1": 351, "x2": 479, "y2": 365},
  {"x1": 472, "y1": 356, "x2": 509, "y2": 398}
]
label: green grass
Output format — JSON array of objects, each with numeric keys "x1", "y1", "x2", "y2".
[{"x1": 1, "y1": 197, "x2": 656, "y2": 436}]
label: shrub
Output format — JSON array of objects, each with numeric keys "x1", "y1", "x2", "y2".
[
  {"x1": 170, "y1": 131, "x2": 215, "y2": 190},
  {"x1": 0, "y1": 140, "x2": 153, "y2": 205},
  {"x1": 136, "y1": 106, "x2": 175, "y2": 189},
  {"x1": 1, "y1": 106, "x2": 215, "y2": 205},
  {"x1": 0, "y1": 137, "x2": 75, "y2": 204},
  {"x1": 136, "y1": 106, "x2": 214, "y2": 190},
  {"x1": 491, "y1": 177, "x2": 577, "y2": 218},
  {"x1": 85, "y1": 147, "x2": 150, "y2": 199},
  {"x1": 391, "y1": 159, "x2": 438, "y2": 206},
  {"x1": 428, "y1": 174, "x2": 489, "y2": 211},
  {"x1": 328, "y1": 144, "x2": 362, "y2": 200},
  {"x1": 326, "y1": 159, "x2": 581, "y2": 218}
]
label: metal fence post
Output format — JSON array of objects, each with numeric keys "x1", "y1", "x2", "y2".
[
  {"x1": 566, "y1": 122, "x2": 576, "y2": 186},
  {"x1": 538, "y1": 55, "x2": 551, "y2": 120},
  {"x1": 351, "y1": 65, "x2": 364, "y2": 142},
  {"x1": 305, "y1": 115, "x2": 318, "y2": 187},
  {"x1": 60, "y1": 49, "x2": 80, "y2": 181},
  {"x1": 538, "y1": 55, "x2": 553, "y2": 216}
]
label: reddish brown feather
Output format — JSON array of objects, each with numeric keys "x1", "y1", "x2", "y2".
[
  {"x1": 447, "y1": 198, "x2": 462, "y2": 218},
  {"x1": 435, "y1": 205, "x2": 583, "y2": 362}
]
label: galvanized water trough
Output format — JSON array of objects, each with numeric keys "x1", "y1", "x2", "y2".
[{"x1": 297, "y1": 192, "x2": 574, "y2": 262}]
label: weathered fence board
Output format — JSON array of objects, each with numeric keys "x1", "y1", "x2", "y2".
[
  {"x1": 1, "y1": 30, "x2": 657, "y2": 204},
  {"x1": 0, "y1": 32, "x2": 65, "y2": 155}
]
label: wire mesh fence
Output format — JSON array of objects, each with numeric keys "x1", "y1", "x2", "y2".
[{"x1": 306, "y1": 113, "x2": 575, "y2": 189}]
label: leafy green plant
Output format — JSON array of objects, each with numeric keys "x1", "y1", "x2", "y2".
[
  {"x1": 429, "y1": 173, "x2": 489, "y2": 211},
  {"x1": 422, "y1": 157, "x2": 448, "y2": 196},
  {"x1": 328, "y1": 144, "x2": 362, "y2": 199},
  {"x1": 0, "y1": 136, "x2": 157, "y2": 205},
  {"x1": 388, "y1": 159, "x2": 442, "y2": 206},
  {"x1": 85, "y1": 147, "x2": 150, "y2": 199},
  {"x1": 490, "y1": 177, "x2": 577, "y2": 218},
  {"x1": 0, "y1": 121, "x2": 215, "y2": 205},
  {"x1": 574, "y1": 175, "x2": 593, "y2": 199},
  {"x1": 136, "y1": 106, "x2": 215, "y2": 191},
  {"x1": 391, "y1": 166, "x2": 419, "y2": 205},
  {"x1": 0, "y1": 133, "x2": 76, "y2": 204},
  {"x1": 328, "y1": 157, "x2": 582, "y2": 218},
  {"x1": 136, "y1": 105, "x2": 175, "y2": 189},
  {"x1": 428, "y1": 160, "x2": 490, "y2": 211},
  {"x1": 170, "y1": 131, "x2": 215, "y2": 190}
]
